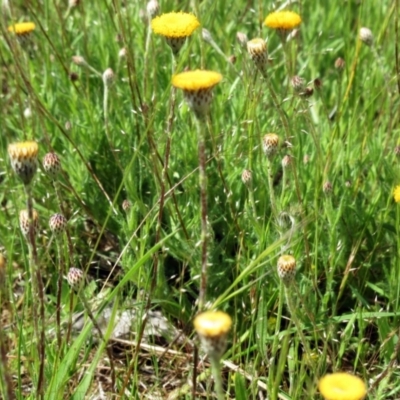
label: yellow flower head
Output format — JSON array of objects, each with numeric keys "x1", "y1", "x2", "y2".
[
  {"x1": 151, "y1": 12, "x2": 200, "y2": 38},
  {"x1": 8, "y1": 22, "x2": 36, "y2": 35},
  {"x1": 8, "y1": 141, "x2": 39, "y2": 162},
  {"x1": 194, "y1": 311, "x2": 232, "y2": 338},
  {"x1": 394, "y1": 185, "x2": 400, "y2": 203},
  {"x1": 172, "y1": 70, "x2": 222, "y2": 91},
  {"x1": 264, "y1": 11, "x2": 301, "y2": 30},
  {"x1": 318, "y1": 372, "x2": 367, "y2": 400}
]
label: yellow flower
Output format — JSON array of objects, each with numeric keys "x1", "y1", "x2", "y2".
[
  {"x1": 151, "y1": 12, "x2": 200, "y2": 38},
  {"x1": 172, "y1": 70, "x2": 222, "y2": 91},
  {"x1": 8, "y1": 22, "x2": 36, "y2": 35},
  {"x1": 318, "y1": 372, "x2": 367, "y2": 400},
  {"x1": 194, "y1": 311, "x2": 232, "y2": 338},
  {"x1": 394, "y1": 185, "x2": 400, "y2": 203},
  {"x1": 8, "y1": 141, "x2": 39, "y2": 185},
  {"x1": 172, "y1": 70, "x2": 222, "y2": 118},
  {"x1": 264, "y1": 11, "x2": 301, "y2": 30}
]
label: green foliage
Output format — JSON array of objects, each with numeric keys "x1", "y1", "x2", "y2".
[{"x1": 1, "y1": 0, "x2": 400, "y2": 398}]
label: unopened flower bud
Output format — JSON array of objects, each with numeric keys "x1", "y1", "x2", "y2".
[
  {"x1": 334, "y1": 57, "x2": 345, "y2": 70},
  {"x1": 241, "y1": 169, "x2": 252, "y2": 185},
  {"x1": 72, "y1": 55, "x2": 87, "y2": 66},
  {"x1": 49, "y1": 213, "x2": 67, "y2": 235},
  {"x1": 277, "y1": 255, "x2": 296, "y2": 285},
  {"x1": 262, "y1": 133, "x2": 279, "y2": 158},
  {"x1": 291, "y1": 75, "x2": 305, "y2": 93},
  {"x1": 146, "y1": 0, "x2": 159, "y2": 18},
  {"x1": 236, "y1": 31, "x2": 248, "y2": 47},
  {"x1": 359, "y1": 27, "x2": 373, "y2": 46},
  {"x1": 122, "y1": 199, "x2": 131, "y2": 212},
  {"x1": 103, "y1": 68, "x2": 115, "y2": 87},
  {"x1": 67, "y1": 267, "x2": 84, "y2": 289},
  {"x1": 19, "y1": 209, "x2": 39, "y2": 237},
  {"x1": 42, "y1": 152, "x2": 61, "y2": 179},
  {"x1": 323, "y1": 181, "x2": 333, "y2": 194}
]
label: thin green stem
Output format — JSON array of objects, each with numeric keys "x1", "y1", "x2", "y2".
[{"x1": 210, "y1": 355, "x2": 225, "y2": 400}]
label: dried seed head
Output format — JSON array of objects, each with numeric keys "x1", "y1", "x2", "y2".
[
  {"x1": 69, "y1": 72, "x2": 79, "y2": 82},
  {"x1": 146, "y1": 0, "x2": 159, "y2": 18},
  {"x1": 359, "y1": 27, "x2": 373, "y2": 46},
  {"x1": 72, "y1": 55, "x2": 87, "y2": 66},
  {"x1": 8, "y1": 141, "x2": 39, "y2": 185},
  {"x1": 334, "y1": 57, "x2": 345, "y2": 70},
  {"x1": 241, "y1": 169, "x2": 252, "y2": 185},
  {"x1": 228, "y1": 55, "x2": 236, "y2": 64},
  {"x1": 303, "y1": 154, "x2": 310, "y2": 164},
  {"x1": 122, "y1": 199, "x2": 131, "y2": 212},
  {"x1": 301, "y1": 86, "x2": 314, "y2": 98},
  {"x1": 277, "y1": 255, "x2": 296, "y2": 284},
  {"x1": 247, "y1": 38, "x2": 268, "y2": 73},
  {"x1": 67, "y1": 267, "x2": 84, "y2": 289},
  {"x1": 103, "y1": 68, "x2": 115, "y2": 87},
  {"x1": 236, "y1": 31, "x2": 248, "y2": 47},
  {"x1": 281, "y1": 155, "x2": 291, "y2": 168},
  {"x1": 395, "y1": 145, "x2": 400, "y2": 157},
  {"x1": 49, "y1": 213, "x2": 67, "y2": 235},
  {"x1": 194, "y1": 311, "x2": 232, "y2": 359},
  {"x1": 323, "y1": 181, "x2": 333, "y2": 194},
  {"x1": 313, "y1": 78, "x2": 322, "y2": 89},
  {"x1": 42, "y1": 152, "x2": 61, "y2": 179},
  {"x1": 262, "y1": 133, "x2": 280, "y2": 158},
  {"x1": 291, "y1": 75, "x2": 305, "y2": 93},
  {"x1": 19, "y1": 209, "x2": 39, "y2": 237}
]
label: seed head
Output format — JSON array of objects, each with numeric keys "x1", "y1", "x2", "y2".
[
  {"x1": 277, "y1": 255, "x2": 296, "y2": 284},
  {"x1": 146, "y1": 0, "x2": 159, "y2": 18},
  {"x1": 103, "y1": 68, "x2": 115, "y2": 87},
  {"x1": 19, "y1": 209, "x2": 39, "y2": 238},
  {"x1": 201, "y1": 28, "x2": 214, "y2": 44},
  {"x1": 42, "y1": 152, "x2": 61, "y2": 179},
  {"x1": 228, "y1": 55, "x2": 236, "y2": 64},
  {"x1": 247, "y1": 38, "x2": 268, "y2": 74},
  {"x1": 359, "y1": 27, "x2": 373, "y2": 46},
  {"x1": 49, "y1": 213, "x2": 67, "y2": 236},
  {"x1": 8, "y1": 141, "x2": 39, "y2": 185},
  {"x1": 67, "y1": 267, "x2": 84, "y2": 289},
  {"x1": 334, "y1": 57, "x2": 345, "y2": 70},
  {"x1": 241, "y1": 169, "x2": 252, "y2": 185},
  {"x1": 194, "y1": 311, "x2": 232, "y2": 359},
  {"x1": 262, "y1": 133, "x2": 280, "y2": 158}
]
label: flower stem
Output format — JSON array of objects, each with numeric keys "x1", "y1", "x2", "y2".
[{"x1": 210, "y1": 355, "x2": 225, "y2": 400}]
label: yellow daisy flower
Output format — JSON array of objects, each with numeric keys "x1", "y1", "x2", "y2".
[
  {"x1": 264, "y1": 11, "x2": 301, "y2": 30},
  {"x1": 194, "y1": 311, "x2": 232, "y2": 359},
  {"x1": 172, "y1": 70, "x2": 222, "y2": 118},
  {"x1": 318, "y1": 372, "x2": 367, "y2": 400},
  {"x1": 8, "y1": 22, "x2": 36, "y2": 35},
  {"x1": 151, "y1": 12, "x2": 200, "y2": 54},
  {"x1": 151, "y1": 12, "x2": 200, "y2": 38},
  {"x1": 394, "y1": 185, "x2": 400, "y2": 203},
  {"x1": 8, "y1": 141, "x2": 39, "y2": 185}
]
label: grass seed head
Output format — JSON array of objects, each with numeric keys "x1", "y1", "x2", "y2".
[
  {"x1": 318, "y1": 372, "x2": 367, "y2": 400},
  {"x1": 19, "y1": 209, "x2": 39, "y2": 238},
  {"x1": 8, "y1": 141, "x2": 39, "y2": 185},
  {"x1": 277, "y1": 255, "x2": 296, "y2": 284},
  {"x1": 194, "y1": 311, "x2": 232, "y2": 359},
  {"x1": 49, "y1": 213, "x2": 67, "y2": 235}
]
